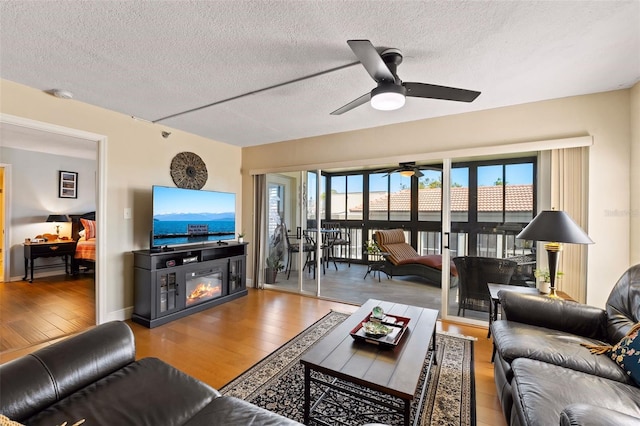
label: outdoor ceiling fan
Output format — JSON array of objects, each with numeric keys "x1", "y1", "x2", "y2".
[
  {"x1": 377, "y1": 162, "x2": 426, "y2": 178},
  {"x1": 331, "y1": 40, "x2": 481, "y2": 115}
]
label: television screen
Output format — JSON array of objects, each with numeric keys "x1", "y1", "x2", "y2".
[{"x1": 152, "y1": 185, "x2": 236, "y2": 248}]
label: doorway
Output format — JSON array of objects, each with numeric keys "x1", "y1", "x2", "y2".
[{"x1": 0, "y1": 114, "x2": 106, "y2": 352}]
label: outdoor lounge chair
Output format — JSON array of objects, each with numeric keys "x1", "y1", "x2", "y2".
[{"x1": 374, "y1": 229, "x2": 458, "y2": 288}]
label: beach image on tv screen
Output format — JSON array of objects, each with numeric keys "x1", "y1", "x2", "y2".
[{"x1": 152, "y1": 186, "x2": 236, "y2": 247}]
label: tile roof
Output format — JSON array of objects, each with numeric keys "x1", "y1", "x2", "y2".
[{"x1": 353, "y1": 184, "x2": 533, "y2": 212}]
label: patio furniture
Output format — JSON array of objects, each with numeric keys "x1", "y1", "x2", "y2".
[
  {"x1": 452, "y1": 256, "x2": 517, "y2": 317},
  {"x1": 374, "y1": 229, "x2": 458, "y2": 288},
  {"x1": 284, "y1": 224, "x2": 314, "y2": 279},
  {"x1": 322, "y1": 221, "x2": 352, "y2": 269}
]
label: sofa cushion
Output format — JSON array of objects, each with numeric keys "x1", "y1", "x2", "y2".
[
  {"x1": 182, "y1": 396, "x2": 303, "y2": 426},
  {"x1": 560, "y1": 403, "x2": 640, "y2": 426},
  {"x1": 492, "y1": 320, "x2": 634, "y2": 385},
  {"x1": 511, "y1": 358, "x2": 640, "y2": 426},
  {"x1": 0, "y1": 415, "x2": 25, "y2": 426},
  {"x1": 609, "y1": 323, "x2": 640, "y2": 386},
  {"x1": 25, "y1": 358, "x2": 219, "y2": 426}
]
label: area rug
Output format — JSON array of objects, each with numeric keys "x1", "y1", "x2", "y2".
[{"x1": 220, "y1": 311, "x2": 476, "y2": 426}]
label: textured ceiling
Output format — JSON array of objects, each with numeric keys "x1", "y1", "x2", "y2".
[{"x1": 1, "y1": 1, "x2": 639, "y2": 148}]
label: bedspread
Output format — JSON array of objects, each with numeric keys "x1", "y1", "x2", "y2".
[{"x1": 75, "y1": 238, "x2": 96, "y2": 261}]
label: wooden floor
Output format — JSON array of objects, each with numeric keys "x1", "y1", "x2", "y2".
[
  {"x1": 0, "y1": 274, "x2": 95, "y2": 352},
  {"x1": 0, "y1": 276, "x2": 506, "y2": 426}
]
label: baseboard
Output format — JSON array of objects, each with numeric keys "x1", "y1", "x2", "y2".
[
  {"x1": 103, "y1": 306, "x2": 134, "y2": 323},
  {"x1": 10, "y1": 269, "x2": 67, "y2": 282}
]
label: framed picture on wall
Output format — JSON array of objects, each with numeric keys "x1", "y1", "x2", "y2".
[{"x1": 59, "y1": 171, "x2": 78, "y2": 199}]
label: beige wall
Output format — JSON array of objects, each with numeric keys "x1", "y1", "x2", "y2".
[
  {"x1": 631, "y1": 82, "x2": 640, "y2": 266},
  {"x1": 243, "y1": 88, "x2": 638, "y2": 308},
  {"x1": 0, "y1": 79, "x2": 242, "y2": 321}
]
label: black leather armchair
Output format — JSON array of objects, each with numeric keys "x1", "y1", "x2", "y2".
[{"x1": 491, "y1": 264, "x2": 640, "y2": 425}]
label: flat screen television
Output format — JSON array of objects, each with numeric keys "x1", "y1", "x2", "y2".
[{"x1": 152, "y1": 185, "x2": 236, "y2": 249}]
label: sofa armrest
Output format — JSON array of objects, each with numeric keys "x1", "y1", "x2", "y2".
[
  {"x1": 560, "y1": 403, "x2": 640, "y2": 426},
  {"x1": 498, "y1": 291, "x2": 607, "y2": 340},
  {"x1": 0, "y1": 321, "x2": 136, "y2": 421}
]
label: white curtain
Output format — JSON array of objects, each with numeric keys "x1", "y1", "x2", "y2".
[
  {"x1": 252, "y1": 174, "x2": 266, "y2": 289},
  {"x1": 551, "y1": 147, "x2": 589, "y2": 302}
]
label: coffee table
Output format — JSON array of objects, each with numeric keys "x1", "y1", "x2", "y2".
[{"x1": 300, "y1": 299, "x2": 439, "y2": 426}]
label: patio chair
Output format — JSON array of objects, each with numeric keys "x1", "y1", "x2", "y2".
[
  {"x1": 452, "y1": 256, "x2": 518, "y2": 317},
  {"x1": 374, "y1": 229, "x2": 458, "y2": 288},
  {"x1": 284, "y1": 224, "x2": 314, "y2": 279},
  {"x1": 322, "y1": 221, "x2": 351, "y2": 269}
]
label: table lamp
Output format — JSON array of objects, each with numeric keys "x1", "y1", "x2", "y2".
[
  {"x1": 46, "y1": 214, "x2": 70, "y2": 239},
  {"x1": 516, "y1": 210, "x2": 593, "y2": 298}
]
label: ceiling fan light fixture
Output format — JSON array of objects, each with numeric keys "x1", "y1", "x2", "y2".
[
  {"x1": 371, "y1": 84, "x2": 406, "y2": 111},
  {"x1": 399, "y1": 170, "x2": 414, "y2": 177}
]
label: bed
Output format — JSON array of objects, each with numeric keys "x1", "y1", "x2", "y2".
[{"x1": 70, "y1": 212, "x2": 96, "y2": 274}]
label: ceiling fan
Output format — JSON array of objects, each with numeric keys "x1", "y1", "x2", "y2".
[
  {"x1": 377, "y1": 162, "x2": 426, "y2": 178},
  {"x1": 331, "y1": 40, "x2": 481, "y2": 115}
]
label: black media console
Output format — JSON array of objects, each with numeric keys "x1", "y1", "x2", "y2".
[{"x1": 132, "y1": 242, "x2": 248, "y2": 328}]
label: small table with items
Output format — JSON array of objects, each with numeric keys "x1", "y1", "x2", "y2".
[
  {"x1": 363, "y1": 251, "x2": 390, "y2": 281},
  {"x1": 300, "y1": 299, "x2": 438, "y2": 426},
  {"x1": 23, "y1": 240, "x2": 76, "y2": 283}
]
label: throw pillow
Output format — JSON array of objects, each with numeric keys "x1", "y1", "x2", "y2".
[
  {"x1": 80, "y1": 218, "x2": 96, "y2": 240},
  {"x1": 0, "y1": 415, "x2": 24, "y2": 426},
  {"x1": 609, "y1": 323, "x2": 640, "y2": 386}
]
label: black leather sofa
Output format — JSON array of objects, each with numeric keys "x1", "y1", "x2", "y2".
[
  {"x1": 0, "y1": 321, "x2": 301, "y2": 426},
  {"x1": 491, "y1": 264, "x2": 640, "y2": 426}
]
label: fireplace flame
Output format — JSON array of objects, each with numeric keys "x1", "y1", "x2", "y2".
[{"x1": 186, "y1": 282, "x2": 221, "y2": 305}]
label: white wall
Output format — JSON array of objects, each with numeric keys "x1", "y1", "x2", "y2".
[
  {"x1": 0, "y1": 146, "x2": 96, "y2": 278},
  {"x1": 243, "y1": 87, "x2": 638, "y2": 308}
]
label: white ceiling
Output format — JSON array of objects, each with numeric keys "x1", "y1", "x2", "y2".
[
  {"x1": 0, "y1": 122, "x2": 96, "y2": 160},
  {"x1": 0, "y1": 1, "x2": 639, "y2": 148}
]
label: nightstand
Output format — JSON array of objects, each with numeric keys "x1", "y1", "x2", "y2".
[{"x1": 23, "y1": 240, "x2": 77, "y2": 283}]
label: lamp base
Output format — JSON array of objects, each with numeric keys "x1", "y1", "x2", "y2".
[{"x1": 547, "y1": 287, "x2": 561, "y2": 299}]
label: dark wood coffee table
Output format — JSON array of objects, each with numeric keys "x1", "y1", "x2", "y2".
[{"x1": 300, "y1": 299, "x2": 439, "y2": 426}]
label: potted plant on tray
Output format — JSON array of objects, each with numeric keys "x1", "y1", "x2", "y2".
[{"x1": 265, "y1": 254, "x2": 284, "y2": 284}]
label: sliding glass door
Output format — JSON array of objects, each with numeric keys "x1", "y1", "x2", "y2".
[{"x1": 263, "y1": 171, "x2": 321, "y2": 296}]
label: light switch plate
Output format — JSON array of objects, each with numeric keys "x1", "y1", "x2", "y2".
[{"x1": 124, "y1": 207, "x2": 132, "y2": 220}]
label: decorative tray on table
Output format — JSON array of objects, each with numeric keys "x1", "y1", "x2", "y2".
[{"x1": 349, "y1": 310, "x2": 410, "y2": 348}]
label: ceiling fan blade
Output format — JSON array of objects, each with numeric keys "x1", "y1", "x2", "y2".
[
  {"x1": 414, "y1": 169, "x2": 424, "y2": 178},
  {"x1": 330, "y1": 92, "x2": 371, "y2": 115},
  {"x1": 347, "y1": 40, "x2": 395, "y2": 83},
  {"x1": 404, "y1": 82, "x2": 480, "y2": 103}
]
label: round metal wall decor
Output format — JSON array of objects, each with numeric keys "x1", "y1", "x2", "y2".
[{"x1": 170, "y1": 152, "x2": 208, "y2": 189}]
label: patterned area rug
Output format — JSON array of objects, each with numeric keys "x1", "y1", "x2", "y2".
[{"x1": 220, "y1": 311, "x2": 476, "y2": 426}]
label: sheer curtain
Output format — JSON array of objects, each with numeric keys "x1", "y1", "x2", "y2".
[
  {"x1": 551, "y1": 147, "x2": 589, "y2": 302},
  {"x1": 252, "y1": 174, "x2": 266, "y2": 289}
]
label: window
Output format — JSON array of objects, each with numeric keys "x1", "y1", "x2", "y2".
[
  {"x1": 368, "y1": 172, "x2": 411, "y2": 221},
  {"x1": 417, "y1": 169, "x2": 443, "y2": 222},
  {"x1": 322, "y1": 156, "x2": 535, "y2": 262},
  {"x1": 330, "y1": 175, "x2": 363, "y2": 220}
]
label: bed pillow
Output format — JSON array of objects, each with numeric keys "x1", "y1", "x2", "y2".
[{"x1": 80, "y1": 218, "x2": 96, "y2": 240}]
